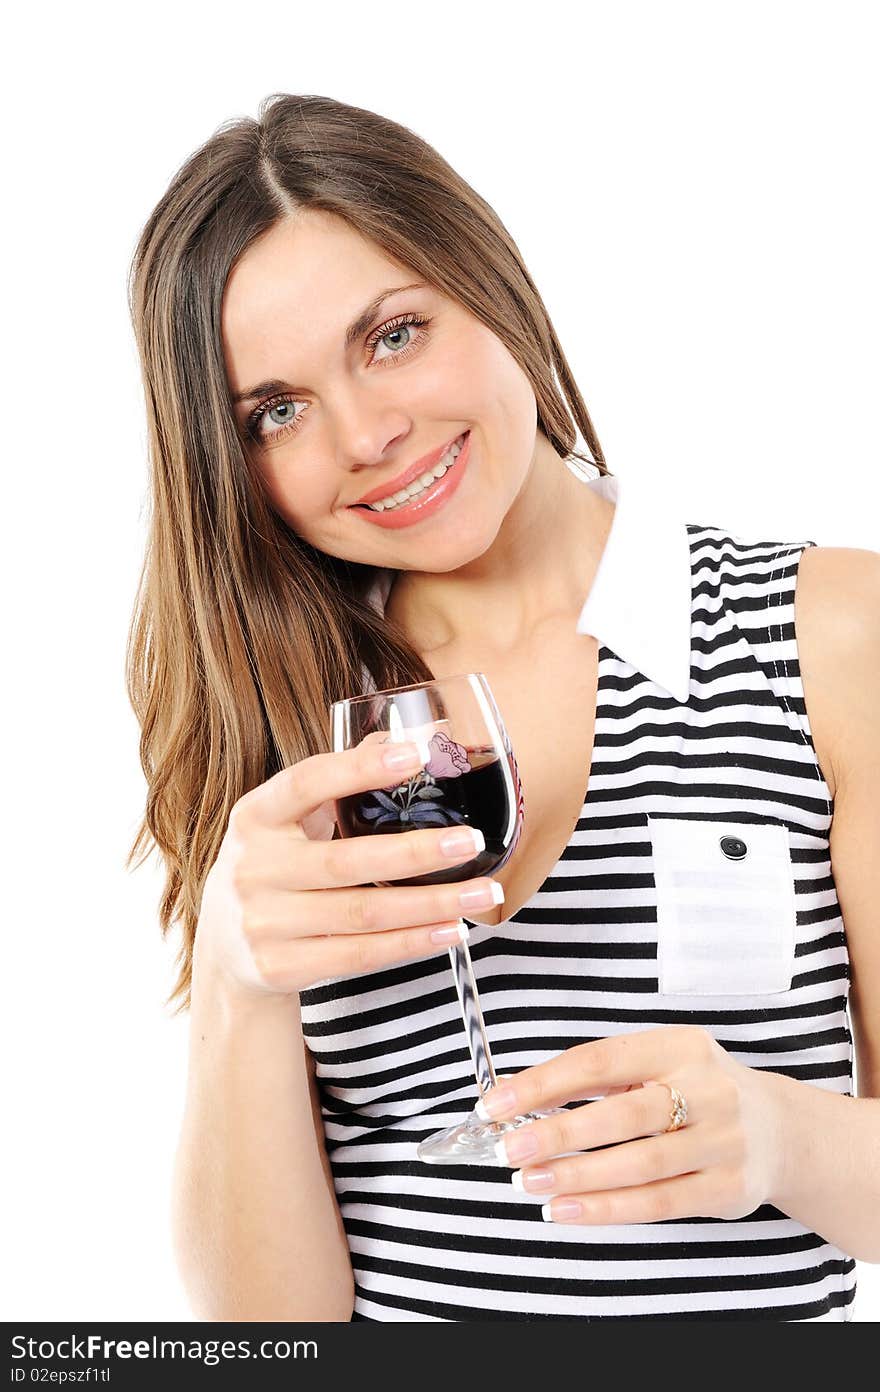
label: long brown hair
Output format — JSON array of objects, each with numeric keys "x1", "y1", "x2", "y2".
[{"x1": 124, "y1": 92, "x2": 608, "y2": 1016}]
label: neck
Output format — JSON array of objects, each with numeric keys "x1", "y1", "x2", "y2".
[{"x1": 385, "y1": 434, "x2": 615, "y2": 657}]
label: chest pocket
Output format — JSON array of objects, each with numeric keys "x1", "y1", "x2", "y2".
[{"x1": 647, "y1": 816, "x2": 797, "y2": 995}]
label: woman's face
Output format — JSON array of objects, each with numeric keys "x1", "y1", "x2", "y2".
[{"x1": 221, "y1": 210, "x2": 540, "y2": 572}]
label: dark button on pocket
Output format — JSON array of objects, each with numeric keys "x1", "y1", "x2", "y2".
[{"x1": 720, "y1": 835, "x2": 748, "y2": 860}]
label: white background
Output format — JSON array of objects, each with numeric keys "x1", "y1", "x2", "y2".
[{"x1": 3, "y1": 0, "x2": 877, "y2": 1323}]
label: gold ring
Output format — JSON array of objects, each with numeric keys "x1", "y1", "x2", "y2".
[{"x1": 648, "y1": 1081, "x2": 688, "y2": 1131}]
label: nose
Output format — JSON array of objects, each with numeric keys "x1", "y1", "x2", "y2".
[
  {"x1": 326, "y1": 381, "x2": 412, "y2": 472},
  {"x1": 341, "y1": 423, "x2": 413, "y2": 476}
]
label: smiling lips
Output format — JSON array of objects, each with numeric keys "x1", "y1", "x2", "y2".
[
  {"x1": 350, "y1": 431, "x2": 472, "y2": 529},
  {"x1": 365, "y1": 435, "x2": 467, "y2": 511},
  {"x1": 351, "y1": 432, "x2": 469, "y2": 508}
]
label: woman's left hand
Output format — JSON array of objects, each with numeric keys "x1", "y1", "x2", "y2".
[{"x1": 480, "y1": 1025, "x2": 788, "y2": 1224}]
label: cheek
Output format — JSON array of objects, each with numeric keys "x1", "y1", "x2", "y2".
[
  {"x1": 257, "y1": 455, "x2": 333, "y2": 531},
  {"x1": 461, "y1": 329, "x2": 537, "y2": 436}
]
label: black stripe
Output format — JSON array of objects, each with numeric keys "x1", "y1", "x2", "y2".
[
  {"x1": 341, "y1": 1215, "x2": 826, "y2": 1260},
  {"x1": 350, "y1": 1249, "x2": 854, "y2": 1298},
  {"x1": 351, "y1": 1284, "x2": 855, "y2": 1321},
  {"x1": 305, "y1": 991, "x2": 849, "y2": 1038}
]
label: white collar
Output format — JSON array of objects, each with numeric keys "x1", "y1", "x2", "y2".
[
  {"x1": 573, "y1": 466, "x2": 693, "y2": 704},
  {"x1": 365, "y1": 464, "x2": 693, "y2": 705}
]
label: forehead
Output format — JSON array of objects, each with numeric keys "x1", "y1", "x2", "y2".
[{"x1": 221, "y1": 211, "x2": 414, "y2": 386}]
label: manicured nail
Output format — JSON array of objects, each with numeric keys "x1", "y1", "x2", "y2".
[
  {"x1": 475, "y1": 1086, "x2": 517, "y2": 1121},
  {"x1": 500, "y1": 1129, "x2": 539, "y2": 1164},
  {"x1": 492, "y1": 1136, "x2": 510, "y2": 1166},
  {"x1": 429, "y1": 922, "x2": 469, "y2": 945},
  {"x1": 382, "y1": 741, "x2": 428, "y2": 770},
  {"x1": 439, "y1": 826, "x2": 485, "y2": 858},
  {"x1": 512, "y1": 1169, "x2": 556, "y2": 1193},
  {"x1": 458, "y1": 880, "x2": 505, "y2": 911},
  {"x1": 542, "y1": 1199, "x2": 583, "y2": 1222}
]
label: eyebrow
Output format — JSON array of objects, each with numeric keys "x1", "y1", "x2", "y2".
[{"x1": 231, "y1": 281, "x2": 429, "y2": 407}]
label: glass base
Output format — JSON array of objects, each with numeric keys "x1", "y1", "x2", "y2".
[{"x1": 417, "y1": 1103, "x2": 567, "y2": 1166}]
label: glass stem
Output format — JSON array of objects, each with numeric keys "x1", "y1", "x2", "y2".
[{"x1": 448, "y1": 927, "x2": 499, "y2": 1098}]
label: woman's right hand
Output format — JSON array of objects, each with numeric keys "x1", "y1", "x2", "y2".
[{"x1": 194, "y1": 739, "x2": 500, "y2": 1000}]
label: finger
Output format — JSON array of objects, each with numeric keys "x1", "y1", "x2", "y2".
[
  {"x1": 235, "y1": 732, "x2": 432, "y2": 831},
  {"x1": 477, "y1": 1028, "x2": 693, "y2": 1121},
  {"x1": 237, "y1": 871, "x2": 501, "y2": 939},
  {"x1": 251, "y1": 920, "x2": 468, "y2": 992},
  {"x1": 511, "y1": 1126, "x2": 709, "y2": 1200},
  {"x1": 241, "y1": 820, "x2": 485, "y2": 892},
  {"x1": 541, "y1": 1170, "x2": 720, "y2": 1226},
  {"x1": 496, "y1": 1085, "x2": 694, "y2": 1169},
  {"x1": 300, "y1": 799, "x2": 337, "y2": 842}
]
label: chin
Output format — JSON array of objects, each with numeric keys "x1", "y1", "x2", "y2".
[{"x1": 394, "y1": 517, "x2": 501, "y2": 570}]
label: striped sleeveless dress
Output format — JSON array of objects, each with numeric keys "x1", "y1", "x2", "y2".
[{"x1": 299, "y1": 465, "x2": 856, "y2": 1321}]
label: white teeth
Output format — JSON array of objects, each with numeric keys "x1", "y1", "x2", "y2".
[{"x1": 367, "y1": 433, "x2": 467, "y2": 511}]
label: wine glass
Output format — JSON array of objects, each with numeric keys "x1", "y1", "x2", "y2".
[{"x1": 330, "y1": 673, "x2": 565, "y2": 1165}]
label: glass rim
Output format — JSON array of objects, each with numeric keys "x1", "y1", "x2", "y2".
[{"x1": 330, "y1": 670, "x2": 487, "y2": 710}]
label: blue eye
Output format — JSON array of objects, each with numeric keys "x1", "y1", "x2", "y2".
[{"x1": 367, "y1": 314, "x2": 430, "y2": 361}]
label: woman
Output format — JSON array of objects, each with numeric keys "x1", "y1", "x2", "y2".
[{"x1": 126, "y1": 93, "x2": 879, "y2": 1321}]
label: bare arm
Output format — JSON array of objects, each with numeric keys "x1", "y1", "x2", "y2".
[
  {"x1": 170, "y1": 943, "x2": 354, "y2": 1321},
  {"x1": 763, "y1": 545, "x2": 880, "y2": 1261}
]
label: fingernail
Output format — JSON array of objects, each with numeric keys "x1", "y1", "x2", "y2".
[
  {"x1": 458, "y1": 880, "x2": 505, "y2": 911},
  {"x1": 429, "y1": 922, "x2": 469, "y2": 945},
  {"x1": 382, "y1": 741, "x2": 428, "y2": 770},
  {"x1": 542, "y1": 1199, "x2": 582, "y2": 1222},
  {"x1": 501, "y1": 1130, "x2": 538, "y2": 1164},
  {"x1": 439, "y1": 826, "x2": 486, "y2": 858},
  {"x1": 512, "y1": 1169, "x2": 556, "y2": 1193},
  {"x1": 475, "y1": 1085, "x2": 516, "y2": 1120}
]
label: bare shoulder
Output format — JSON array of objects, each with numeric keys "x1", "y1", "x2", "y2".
[
  {"x1": 796, "y1": 545, "x2": 880, "y2": 1095},
  {"x1": 794, "y1": 544, "x2": 880, "y2": 802}
]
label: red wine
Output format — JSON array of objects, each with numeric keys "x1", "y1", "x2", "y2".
[{"x1": 336, "y1": 744, "x2": 519, "y2": 887}]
